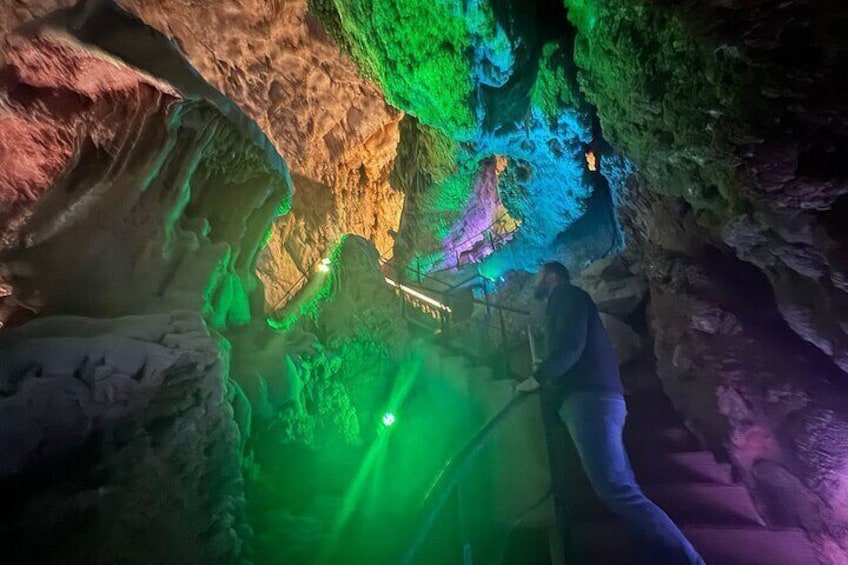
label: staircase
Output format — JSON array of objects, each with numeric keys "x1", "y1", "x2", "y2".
[
  {"x1": 388, "y1": 279, "x2": 819, "y2": 565},
  {"x1": 505, "y1": 386, "x2": 819, "y2": 565}
]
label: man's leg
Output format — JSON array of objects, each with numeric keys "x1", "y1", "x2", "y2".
[{"x1": 560, "y1": 392, "x2": 705, "y2": 565}]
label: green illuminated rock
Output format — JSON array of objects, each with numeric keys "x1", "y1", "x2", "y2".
[
  {"x1": 531, "y1": 41, "x2": 580, "y2": 120},
  {"x1": 320, "y1": 0, "x2": 478, "y2": 138},
  {"x1": 391, "y1": 118, "x2": 480, "y2": 270},
  {"x1": 565, "y1": 0, "x2": 751, "y2": 213}
]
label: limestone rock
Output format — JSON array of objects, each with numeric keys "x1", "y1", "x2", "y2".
[
  {"x1": 0, "y1": 0, "x2": 405, "y2": 311},
  {"x1": 112, "y1": 0, "x2": 407, "y2": 305},
  {"x1": 0, "y1": 14, "x2": 291, "y2": 328},
  {"x1": 0, "y1": 10, "x2": 295, "y2": 563},
  {"x1": 624, "y1": 177, "x2": 848, "y2": 560},
  {"x1": 0, "y1": 312, "x2": 246, "y2": 564},
  {"x1": 599, "y1": 313, "x2": 644, "y2": 366},
  {"x1": 582, "y1": 275, "x2": 647, "y2": 319}
]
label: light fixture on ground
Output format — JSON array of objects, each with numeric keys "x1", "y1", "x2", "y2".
[
  {"x1": 382, "y1": 412, "x2": 396, "y2": 427},
  {"x1": 318, "y1": 258, "x2": 332, "y2": 273}
]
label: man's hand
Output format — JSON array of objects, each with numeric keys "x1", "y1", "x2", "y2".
[{"x1": 515, "y1": 376, "x2": 541, "y2": 394}]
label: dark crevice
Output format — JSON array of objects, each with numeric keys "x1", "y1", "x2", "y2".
[
  {"x1": 796, "y1": 133, "x2": 848, "y2": 179},
  {"x1": 6, "y1": 80, "x2": 91, "y2": 118},
  {"x1": 820, "y1": 192, "x2": 848, "y2": 248},
  {"x1": 699, "y1": 245, "x2": 848, "y2": 391},
  {"x1": 481, "y1": 0, "x2": 578, "y2": 130}
]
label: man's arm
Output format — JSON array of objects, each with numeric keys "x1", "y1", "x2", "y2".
[{"x1": 533, "y1": 290, "x2": 589, "y2": 384}]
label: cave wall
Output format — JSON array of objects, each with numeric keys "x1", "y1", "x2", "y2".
[
  {"x1": 2, "y1": 0, "x2": 406, "y2": 311},
  {"x1": 567, "y1": 0, "x2": 848, "y2": 373},
  {"x1": 563, "y1": 2, "x2": 848, "y2": 561},
  {"x1": 0, "y1": 313, "x2": 246, "y2": 564},
  {"x1": 0, "y1": 6, "x2": 292, "y2": 562},
  {"x1": 322, "y1": 0, "x2": 620, "y2": 278},
  {"x1": 0, "y1": 18, "x2": 291, "y2": 326}
]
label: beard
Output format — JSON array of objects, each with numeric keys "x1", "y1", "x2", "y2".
[{"x1": 533, "y1": 285, "x2": 548, "y2": 301}]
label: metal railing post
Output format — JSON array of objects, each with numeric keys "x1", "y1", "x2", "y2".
[
  {"x1": 482, "y1": 279, "x2": 491, "y2": 316},
  {"x1": 529, "y1": 327, "x2": 576, "y2": 563},
  {"x1": 497, "y1": 302, "x2": 509, "y2": 377}
]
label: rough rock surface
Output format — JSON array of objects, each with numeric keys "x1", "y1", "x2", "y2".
[
  {"x1": 0, "y1": 312, "x2": 245, "y2": 565},
  {"x1": 323, "y1": 0, "x2": 612, "y2": 279},
  {"x1": 110, "y1": 0, "x2": 406, "y2": 307},
  {"x1": 0, "y1": 14, "x2": 291, "y2": 328},
  {"x1": 565, "y1": 2, "x2": 848, "y2": 560},
  {"x1": 622, "y1": 178, "x2": 848, "y2": 564},
  {"x1": 567, "y1": 0, "x2": 848, "y2": 378},
  {"x1": 598, "y1": 312, "x2": 644, "y2": 366},
  {"x1": 577, "y1": 256, "x2": 647, "y2": 319},
  {"x1": 0, "y1": 7, "x2": 292, "y2": 563},
  {"x1": 1, "y1": 0, "x2": 405, "y2": 310}
]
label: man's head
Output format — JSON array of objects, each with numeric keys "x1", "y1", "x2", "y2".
[{"x1": 533, "y1": 262, "x2": 571, "y2": 301}]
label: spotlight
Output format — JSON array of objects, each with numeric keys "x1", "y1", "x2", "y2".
[
  {"x1": 318, "y1": 258, "x2": 331, "y2": 273},
  {"x1": 382, "y1": 412, "x2": 396, "y2": 427}
]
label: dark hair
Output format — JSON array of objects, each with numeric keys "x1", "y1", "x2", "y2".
[{"x1": 541, "y1": 261, "x2": 571, "y2": 281}]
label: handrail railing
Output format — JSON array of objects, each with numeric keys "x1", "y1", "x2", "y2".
[
  {"x1": 269, "y1": 270, "x2": 309, "y2": 313},
  {"x1": 397, "y1": 389, "x2": 538, "y2": 565},
  {"x1": 269, "y1": 247, "x2": 396, "y2": 318},
  {"x1": 386, "y1": 276, "x2": 529, "y2": 317},
  {"x1": 426, "y1": 221, "x2": 519, "y2": 276},
  {"x1": 268, "y1": 208, "x2": 519, "y2": 317}
]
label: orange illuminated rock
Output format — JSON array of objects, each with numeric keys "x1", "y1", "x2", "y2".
[{"x1": 1, "y1": 0, "x2": 405, "y2": 310}]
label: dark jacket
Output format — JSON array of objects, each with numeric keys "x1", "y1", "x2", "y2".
[{"x1": 533, "y1": 283, "x2": 623, "y2": 398}]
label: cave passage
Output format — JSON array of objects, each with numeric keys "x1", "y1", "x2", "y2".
[{"x1": 2, "y1": 0, "x2": 848, "y2": 564}]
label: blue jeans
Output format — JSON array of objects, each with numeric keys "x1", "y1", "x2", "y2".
[{"x1": 559, "y1": 392, "x2": 705, "y2": 565}]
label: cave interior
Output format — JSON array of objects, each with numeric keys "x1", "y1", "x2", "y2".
[{"x1": 2, "y1": 0, "x2": 848, "y2": 564}]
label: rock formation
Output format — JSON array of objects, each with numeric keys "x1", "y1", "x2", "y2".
[
  {"x1": 566, "y1": 2, "x2": 848, "y2": 561},
  {"x1": 2, "y1": 0, "x2": 405, "y2": 311},
  {"x1": 0, "y1": 312, "x2": 246, "y2": 564},
  {"x1": 0, "y1": 4, "x2": 290, "y2": 561},
  {"x1": 4, "y1": 0, "x2": 848, "y2": 563}
]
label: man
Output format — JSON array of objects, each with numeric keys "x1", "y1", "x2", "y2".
[{"x1": 517, "y1": 262, "x2": 705, "y2": 565}]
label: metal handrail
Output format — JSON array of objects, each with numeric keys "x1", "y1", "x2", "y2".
[
  {"x1": 397, "y1": 390, "x2": 538, "y2": 565},
  {"x1": 424, "y1": 227, "x2": 518, "y2": 276},
  {"x1": 269, "y1": 270, "x2": 309, "y2": 312},
  {"x1": 269, "y1": 247, "x2": 397, "y2": 318},
  {"x1": 269, "y1": 209, "x2": 518, "y2": 316}
]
